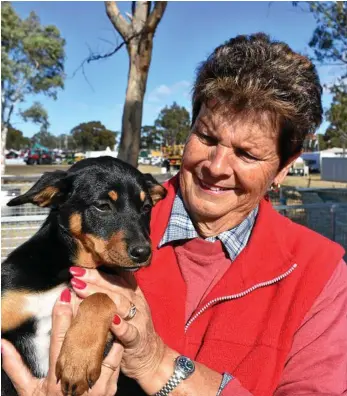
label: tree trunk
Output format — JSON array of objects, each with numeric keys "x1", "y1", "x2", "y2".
[
  {"x1": 1, "y1": 123, "x2": 8, "y2": 175},
  {"x1": 118, "y1": 36, "x2": 152, "y2": 167},
  {"x1": 105, "y1": 1, "x2": 167, "y2": 168}
]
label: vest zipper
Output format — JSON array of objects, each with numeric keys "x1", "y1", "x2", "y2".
[{"x1": 185, "y1": 263, "x2": 298, "y2": 332}]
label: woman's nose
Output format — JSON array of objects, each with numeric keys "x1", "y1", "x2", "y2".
[{"x1": 207, "y1": 145, "x2": 233, "y2": 178}]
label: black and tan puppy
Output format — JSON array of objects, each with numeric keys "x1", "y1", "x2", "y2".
[{"x1": 1, "y1": 156, "x2": 167, "y2": 396}]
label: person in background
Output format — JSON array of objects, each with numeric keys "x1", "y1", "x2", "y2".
[{"x1": 3, "y1": 33, "x2": 347, "y2": 396}]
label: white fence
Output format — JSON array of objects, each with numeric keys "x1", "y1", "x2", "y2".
[
  {"x1": 1, "y1": 215, "x2": 47, "y2": 260},
  {"x1": 2, "y1": 203, "x2": 347, "y2": 262}
]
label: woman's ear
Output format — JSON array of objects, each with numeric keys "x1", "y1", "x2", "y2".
[
  {"x1": 273, "y1": 153, "x2": 302, "y2": 186},
  {"x1": 7, "y1": 170, "x2": 70, "y2": 208}
]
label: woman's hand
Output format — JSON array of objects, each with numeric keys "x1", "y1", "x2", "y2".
[
  {"x1": 1, "y1": 288, "x2": 123, "y2": 396},
  {"x1": 70, "y1": 268, "x2": 167, "y2": 385}
]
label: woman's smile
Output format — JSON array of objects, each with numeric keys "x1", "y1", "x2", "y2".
[{"x1": 197, "y1": 177, "x2": 237, "y2": 195}]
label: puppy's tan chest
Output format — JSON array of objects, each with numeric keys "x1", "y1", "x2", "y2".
[{"x1": 2, "y1": 284, "x2": 67, "y2": 375}]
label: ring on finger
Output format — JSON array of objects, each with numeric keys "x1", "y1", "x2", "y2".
[
  {"x1": 102, "y1": 362, "x2": 117, "y2": 371},
  {"x1": 124, "y1": 302, "x2": 137, "y2": 321}
]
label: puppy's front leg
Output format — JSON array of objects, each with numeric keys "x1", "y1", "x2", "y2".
[{"x1": 56, "y1": 292, "x2": 117, "y2": 396}]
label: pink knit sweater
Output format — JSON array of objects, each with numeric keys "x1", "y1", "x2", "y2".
[{"x1": 175, "y1": 238, "x2": 347, "y2": 395}]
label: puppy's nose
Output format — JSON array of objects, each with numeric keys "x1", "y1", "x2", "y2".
[{"x1": 128, "y1": 244, "x2": 151, "y2": 264}]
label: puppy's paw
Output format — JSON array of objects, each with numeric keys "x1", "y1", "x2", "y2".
[
  {"x1": 56, "y1": 351, "x2": 102, "y2": 395},
  {"x1": 56, "y1": 333, "x2": 104, "y2": 396},
  {"x1": 55, "y1": 293, "x2": 116, "y2": 395}
]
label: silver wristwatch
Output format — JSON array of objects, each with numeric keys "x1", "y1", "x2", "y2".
[{"x1": 154, "y1": 355, "x2": 195, "y2": 396}]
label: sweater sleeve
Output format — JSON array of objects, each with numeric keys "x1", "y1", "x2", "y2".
[
  {"x1": 221, "y1": 259, "x2": 347, "y2": 396},
  {"x1": 274, "y1": 259, "x2": 347, "y2": 395}
]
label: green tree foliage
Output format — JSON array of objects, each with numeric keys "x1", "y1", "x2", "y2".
[
  {"x1": 31, "y1": 130, "x2": 58, "y2": 149},
  {"x1": 140, "y1": 125, "x2": 162, "y2": 150},
  {"x1": 6, "y1": 126, "x2": 30, "y2": 150},
  {"x1": 155, "y1": 102, "x2": 191, "y2": 146},
  {"x1": 301, "y1": 1, "x2": 347, "y2": 148},
  {"x1": 307, "y1": 1, "x2": 346, "y2": 72},
  {"x1": 325, "y1": 85, "x2": 347, "y2": 149},
  {"x1": 21, "y1": 102, "x2": 50, "y2": 130},
  {"x1": 1, "y1": 2, "x2": 65, "y2": 169},
  {"x1": 71, "y1": 121, "x2": 117, "y2": 151}
]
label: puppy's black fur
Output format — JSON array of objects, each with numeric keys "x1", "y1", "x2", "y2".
[{"x1": 1, "y1": 156, "x2": 166, "y2": 396}]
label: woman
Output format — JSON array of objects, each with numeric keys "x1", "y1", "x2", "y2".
[{"x1": 3, "y1": 33, "x2": 347, "y2": 396}]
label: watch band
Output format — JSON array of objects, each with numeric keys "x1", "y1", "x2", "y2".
[
  {"x1": 154, "y1": 356, "x2": 195, "y2": 396},
  {"x1": 154, "y1": 371, "x2": 183, "y2": 396}
]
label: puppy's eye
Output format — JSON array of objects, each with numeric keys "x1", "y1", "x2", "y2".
[
  {"x1": 142, "y1": 204, "x2": 152, "y2": 214},
  {"x1": 93, "y1": 203, "x2": 112, "y2": 212}
]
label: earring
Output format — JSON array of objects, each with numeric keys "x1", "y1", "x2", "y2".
[{"x1": 270, "y1": 182, "x2": 280, "y2": 191}]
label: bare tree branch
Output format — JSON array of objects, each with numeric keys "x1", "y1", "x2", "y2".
[
  {"x1": 71, "y1": 29, "x2": 144, "y2": 83},
  {"x1": 87, "y1": 40, "x2": 128, "y2": 62},
  {"x1": 87, "y1": 31, "x2": 144, "y2": 62},
  {"x1": 5, "y1": 104, "x2": 14, "y2": 127},
  {"x1": 105, "y1": 1, "x2": 131, "y2": 40},
  {"x1": 146, "y1": 1, "x2": 167, "y2": 32},
  {"x1": 97, "y1": 37, "x2": 118, "y2": 46},
  {"x1": 133, "y1": 1, "x2": 149, "y2": 31}
]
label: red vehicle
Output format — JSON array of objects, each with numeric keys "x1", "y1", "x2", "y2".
[{"x1": 25, "y1": 149, "x2": 53, "y2": 165}]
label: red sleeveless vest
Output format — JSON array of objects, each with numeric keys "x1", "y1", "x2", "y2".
[{"x1": 135, "y1": 176, "x2": 344, "y2": 395}]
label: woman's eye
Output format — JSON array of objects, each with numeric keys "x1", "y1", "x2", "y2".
[
  {"x1": 196, "y1": 131, "x2": 217, "y2": 145},
  {"x1": 237, "y1": 149, "x2": 258, "y2": 162},
  {"x1": 93, "y1": 203, "x2": 112, "y2": 212},
  {"x1": 142, "y1": 204, "x2": 152, "y2": 214}
]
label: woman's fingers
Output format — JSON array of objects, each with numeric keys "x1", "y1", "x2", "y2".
[
  {"x1": 70, "y1": 279, "x2": 134, "y2": 318},
  {"x1": 69, "y1": 267, "x2": 124, "y2": 290},
  {"x1": 47, "y1": 289, "x2": 74, "y2": 396},
  {"x1": 1, "y1": 339, "x2": 37, "y2": 396},
  {"x1": 49, "y1": 289, "x2": 73, "y2": 368},
  {"x1": 110, "y1": 315, "x2": 139, "y2": 348},
  {"x1": 90, "y1": 342, "x2": 124, "y2": 396}
]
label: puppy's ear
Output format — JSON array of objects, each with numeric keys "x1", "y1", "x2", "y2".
[
  {"x1": 7, "y1": 170, "x2": 70, "y2": 208},
  {"x1": 143, "y1": 174, "x2": 167, "y2": 206}
]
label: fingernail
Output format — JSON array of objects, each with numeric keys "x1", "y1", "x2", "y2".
[
  {"x1": 60, "y1": 288, "x2": 71, "y2": 303},
  {"x1": 71, "y1": 277, "x2": 86, "y2": 290},
  {"x1": 113, "y1": 315, "x2": 121, "y2": 325},
  {"x1": 69, "y1": 266, "x2": 86, "y2": 277}
]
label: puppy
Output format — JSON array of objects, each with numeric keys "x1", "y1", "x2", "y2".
[{"x1": 1, "y1": 156, "x2": 167, "y2": 395}]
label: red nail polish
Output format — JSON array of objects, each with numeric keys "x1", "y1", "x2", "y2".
[
  {"x1": 69, "y1": 266, "x2": 86, "y2": 277},
  {"x1": 60, "y1": 288, "x2": 71, "y2": 303},
  {"x1": 71, "y1": 277, "x2": 86, "y2": 290},
  {"x1": 113, "y1": 315, "x2": 121, "y2": 325}
]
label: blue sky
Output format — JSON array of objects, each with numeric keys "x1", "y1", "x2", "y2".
[{"x1": 11, "y1": 1, "x2": 341, "y2": 138}]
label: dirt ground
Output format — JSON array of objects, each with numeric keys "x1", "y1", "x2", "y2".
[
  {"x1": 3, "y1": 165, "x2": 347, "y2": 189},
  {"x1": 282, "y1": 174, "x2": 347, "y2": 189},
  {"x1": 4, "y1": 164, "x2": 161, "y2": 176}
]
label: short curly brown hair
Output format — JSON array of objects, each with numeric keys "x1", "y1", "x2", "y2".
[{"x1": 192, "y1": 33, "x2": 323, "y2": 167}]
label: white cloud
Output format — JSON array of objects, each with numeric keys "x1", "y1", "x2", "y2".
[
  {"x1": 172, "y1": 80, "x2": 191, "y2": 90},
  {"x1": 147, "y1": 80, "x2": 191, "y2": 103},
  {"x1": 156, "y1": 85, "x2": 172, "y2": 96},
  {"x1": 148, "y1": 85, "x2": 172, "y2": 102}
]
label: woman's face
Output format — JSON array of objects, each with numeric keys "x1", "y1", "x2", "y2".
[{"x1": 179, "y1": 103, "x2": 292, "y2": 233}]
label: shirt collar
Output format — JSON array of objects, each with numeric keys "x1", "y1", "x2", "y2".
[{"x1": 158, "y1": 190, "x2": 258, "y2": 261}]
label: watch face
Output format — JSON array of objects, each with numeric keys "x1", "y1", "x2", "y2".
[{"x1": 176, "y1": 356, "x2": 195, "y2": 375}]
